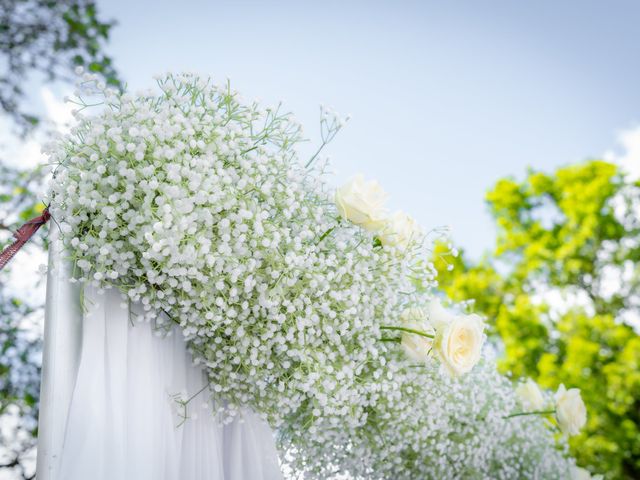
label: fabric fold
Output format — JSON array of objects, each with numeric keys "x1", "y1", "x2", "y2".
[{"x1": 52, "y1": 284, "x2": 283, "y2": 480}]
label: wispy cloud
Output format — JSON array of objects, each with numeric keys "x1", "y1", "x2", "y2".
[{"x1": 604, "y1": 125, "x2": 640, "y2": 180}]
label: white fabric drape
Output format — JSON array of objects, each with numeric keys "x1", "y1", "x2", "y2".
[{"x1": 37, "y1": 232, "x2": 283, "y2": 480}]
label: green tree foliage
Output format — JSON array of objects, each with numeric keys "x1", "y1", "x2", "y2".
[
  {"x1": 0, "y1": 0, "x2": 120, "y2": 132},
  {"x1": 0, "y1": 165, "x2": 46, "y2": 479},
  {"x1": 0, "y1": 292, "x2": 41, "y2": 478},
  {"x1": 435, "y1": 160, "x2": 640, "y2": 479}
]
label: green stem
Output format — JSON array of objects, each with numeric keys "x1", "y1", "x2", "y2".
[
  {"x1": 305, "y1": 141, "x2": 327, "y2": 168},
  {"x1": 504, "y1": 409, "x2": 555, "y2": 419},
  {"x1": 380, "y1": 325, "x2": 434, "y2": 339},
  {"x1": 380, "y1": 337, "x2": 401, "y2": 343},
  {"x1": 317, "y1": 226, "x2": 336, "y2": 244}
]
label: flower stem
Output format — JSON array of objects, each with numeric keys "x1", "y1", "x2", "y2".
[
  {"x1": 380, "y1": 337, "x2": 401, "y2": 343},
  {"x1": 305, "y1": 141, "x2": 327, "y2": 168},
  {"x1": 503, "y1": 409, "x2": 556, "y2": 419},
  {"x1": 317, "y1": 226, "x2": 336, "y2": 244},
  {"x1": 380, "y1": 325, "x2": 434, "y2": 339}
]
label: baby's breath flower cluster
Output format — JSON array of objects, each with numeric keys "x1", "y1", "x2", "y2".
[
  {"x1": 46, "y1": 72, "x2": 578, "y2": 478},
  {"x1": 280, "y1": 359, "x2": 576, "y2": 479},
  {"x1": 46, "y1": 72, "x2": 434, "y2": 427}
]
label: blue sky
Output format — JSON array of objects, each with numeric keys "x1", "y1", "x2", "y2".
[{"x1": 42, "y1": 0, "x2": 640, "y2": 257}]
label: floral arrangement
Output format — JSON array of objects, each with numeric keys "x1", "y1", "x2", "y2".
[
  {"x1": 281, "y1": 361, "x2": 577, "y2": 479},
  {"x1": 280, "y1": 304, "x2": 590, "y2": 479},
  {"x1": 45, "y1": 71, "x2": 590, "y2": 478}
]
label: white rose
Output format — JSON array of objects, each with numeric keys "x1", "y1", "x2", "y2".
[
  {"x1": 379, "y1": 211, "x2": 422, "y2": 248},
  {"x1": 399, "y1": 307, "x2": 433, "y2": 362},
  {"x1": 429, "y1": 300, "x2": 485, "y2": 376},
  {"x1": 516, "y1": 379, "x2": 545, "y2": 412},
  {"x1": 335, "y1": 174, "x2": 388, "y2": 231},
  {"x1": 425, "y1": 298, "x2": 451, "y2": 330},
  {"x1": 555, "y1": 384, "x2": 587, "y2": 436}
]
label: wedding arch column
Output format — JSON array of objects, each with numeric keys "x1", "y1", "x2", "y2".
[
  {"x1": 36, "y1": 229, "x2": 283, "y2": 480},
  {"x1": 36, "y1": 227, "x2": 82, "y2": 480}
]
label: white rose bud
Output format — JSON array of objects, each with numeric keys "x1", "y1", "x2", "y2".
[
  {"x1": 516, "y1": 379, "x2": 546, "y2": 412},
  {"x1": 335, "y1": 174, "x2": 388, "y2": 231},
  {"x1": 379, "y1": 211, "x2": 422, "y2": 248},
  {"x1": 399, "y1": 307, "x2": 433, "y2": 362},
  {"x1": 429, "y1": 299, "x2": 485, "y2": 376},
  {"x1": 555, "y1": 384, "x2": 587, "y2": 436}
]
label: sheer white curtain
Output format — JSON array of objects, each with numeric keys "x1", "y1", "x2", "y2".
[{"x1": 37, "y1": 230, "x2": 283, "y2": 480}]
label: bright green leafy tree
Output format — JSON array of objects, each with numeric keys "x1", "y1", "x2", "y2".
[{"x1": 435, "y1": 160, "x2": 640, "y2": 479}]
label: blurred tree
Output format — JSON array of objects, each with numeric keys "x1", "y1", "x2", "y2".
[
  {"x1": 0, "y1": 289, "x2": 41, "y2": 479},
  {"x1": 0, "y1": 2, "x2": 119, "y2": 478},
  {"x1": 1, "y1": 0, "x2": 120, "y2": 133},
  {"x1": 435, "y1": 160, "x2": 640, "y2": 479},
  {"x1": 0, "y1": 165, "x2": 46, "y2": 479}
]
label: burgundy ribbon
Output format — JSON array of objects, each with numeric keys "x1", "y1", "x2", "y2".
[{"x1": 0, "y1": 207, "x2": 51, "y2": 271}]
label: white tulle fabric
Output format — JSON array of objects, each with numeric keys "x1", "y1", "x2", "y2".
[{"x1": 41, "y1": 234, "x2": 283, "y2": 480}]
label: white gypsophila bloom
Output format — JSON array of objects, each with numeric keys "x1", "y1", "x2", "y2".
[
  {"x1": 335, "y1": 174, "x2": 389, "y2": 231},
  {"x1": 46, "y1": 73, "x2": 433, "y2": 429},
  {"x1": 279, "y1": 359, "x2": 576, "y2": 480},
  {"x1": 555, "y1": 384, "x2": 587, "y2": 436},
  {"x1": 515, "y1": 378, "x2": 546, "y2": 412}
]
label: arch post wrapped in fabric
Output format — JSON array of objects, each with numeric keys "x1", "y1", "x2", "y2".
[
  {"x1": 34, "y1": 71, "x2": 585, "y2": 479},
  {"x1": 36, "y1": 229, "x2": 283, "y2": 480}
]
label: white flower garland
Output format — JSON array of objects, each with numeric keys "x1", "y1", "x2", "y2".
[
  {"x1": 45, "y1": 71, "x2": 580, "y2": 478},
  {"x1": 46, "y1": 72, "x2": 439, "y2": 426},
  {"x1": 280, "y1": 360, "x2": 576, "y2": 479}
]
